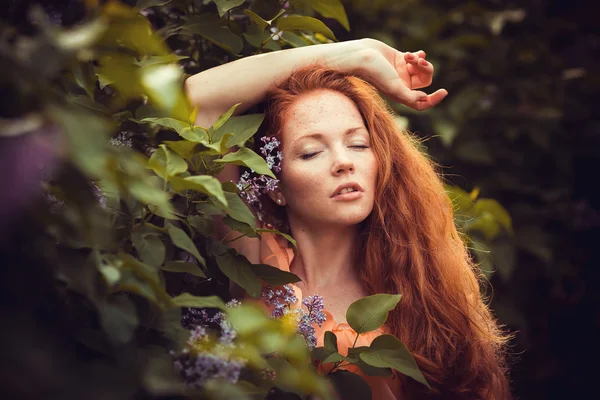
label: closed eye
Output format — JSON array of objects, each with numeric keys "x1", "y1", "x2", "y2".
[{"x1": 300, "y1": 145, "x2": 369, "y2": 160}]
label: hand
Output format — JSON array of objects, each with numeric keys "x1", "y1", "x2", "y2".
[{"x1": 332, "y1": 39, "x2": 448, "y2": 111}]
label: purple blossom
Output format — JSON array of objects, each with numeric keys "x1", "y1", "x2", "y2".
[
  {"x1": 172, "y1": 351, "x2": 245, "y2": 388},
  {"x1": 235, "y1": 136, "x2": 283, "y2": 208}
]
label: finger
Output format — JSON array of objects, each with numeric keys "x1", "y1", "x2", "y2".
[
  {"x1": 410, "y1": 58, "x2": 434, "y2": 88},
  {"x1": 409, "y1": 89, "x2": 448, "y2": 111},
  {"x1": 414, "y1": 50, "x2": 426, "y2": 58}
]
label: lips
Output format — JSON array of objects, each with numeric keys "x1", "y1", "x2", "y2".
[{"x1": 331, "y1": 182, "x2": 364, "y2": 197}]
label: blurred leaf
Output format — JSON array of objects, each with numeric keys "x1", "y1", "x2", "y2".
[
  {"x1": 360, "y1": 334, "x2": 430, "y2": 389},
  {"x1": 346, "y1": 294, "x2": 401, "y2": 334},
  {"x1": 214, "y1": 0, "x2": 246, "y2": 17},
  {"x1": 464, "y1": 212, "x2": 500, "y2": 240},
  {"x1": 101, "y1": 2, "x2": 169, "y2": 56},
  {"x1": 473, "y1": 199, "x2": 512, "y2": 232},
  {"x1": 132, "y1": 231, "x2": 166, "y2": 268},
  {"x1": 171, "y1": 293, "x2": 226, "y2": 309},
  {"x1": 50, "y1": 105, "x2": 112, "y2": 177},
  {"x1": 277, "y1": 15, "x2": 336, "y2": 41},
  {"x1": 432, "y1": 118, "x2": 458, "y2": 148},
  {"x1": 135, "y1": 0, "x2": 173, "y2": 10},
  {"x1": 99, "y1": 295, "x2": 139, "y2": 344},
  {"x1": 471, "y1": 239, "x2": 495, "y2": 279},
  {"x1": 128, "y1": 180, "x2": 177, "y2": 218},
  {"x1": 249, "y1": 264, "x2": 301, "y2": 286},
  {"x1": 329, "y1": 370, "x2": 372, "y2": 400},
  {"x1": 162, "y1": 261, "x2": 206, "y2": 277},
  {"x1": 165, "y1": 221, "x2": 206, "y2": 266},
  {"x1": 302, "y1": 0, "x2": 350, "y2": 31},
  {"x1": 455, "y1": 139, "x2": 494, "y2": 165},
  {"x1": 135, "y1": 54, "x2": 188, "y2": 67},
  {"x1": 215, "y1": 147, "x2": 276, "y2": 178},
  {"x1": 140, "y1": 63, "x2": 190, "y2": 121}
]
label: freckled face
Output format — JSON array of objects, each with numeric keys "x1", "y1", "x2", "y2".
[{"x1": 278, "y1": 89, "x2": 378, "y2": 228}]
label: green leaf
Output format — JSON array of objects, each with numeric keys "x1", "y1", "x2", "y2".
[
  {"x1": 214, "y1": 0, "x2": 246, "y2": 17},
  {"x1": 140, "y1": 117, "x2": 191, "y2": 134},
  {"x1": 354, "y1": 362, "x2": 393, "y2": 377},
  {"x1": 212, "y1": 113, "x2": 265, "y2": 147},
  {"x1": 276, "y1": 15, "x2": 336, "y2": 41},
  {"x1": 162, "y1": 261, "x2": 206, "y2": 278},
  {"x1": 256, "y1": 228, "x2": 297, "y2": 248},
  {"x1": 215, "y1": 249, "x2": 262, "y2": 298},
  {"x1": 170, "y1": 176, "x2": 228, "y2": 207},
  {"x1": 360, "y1": 334, "x2": 430, "y2": 389},
  {"x1": 171, "y1": 293, "x2": 226, "y2": 309},
  {"x1": 212, "y1": 103, "x2": 241, "y2": 131},
  {"x1": 249, "y1": 264, "x2": 301, "y2": 286},
  {"x1": 180, "y1": 127, "x2": 210, "y2": 143},
  {"x1": 324, "y1": 331, "x2": 338, "y2": 354},
  {"x1": 220, "y1": 191, "x2": 256, "y2": 227},
  {"x1": 165, "y1": 222, "x2": 206, "y2": 266},
  {"x1": 164, "y1": 140, "x2": 199, "y2": 160},
  {"x1": 132, "y1": 231, "x2": 165, "y2": 268},
  {"x1": 346, "y1": 294, "x2": 401, "y2": 334},
  {"x1": 244, "y1": 9, "x2": 270, "y2": 30},
  {"x1": 329, "y1": 370, "x2": 372, "y2": 400},
  {"x1": 148, "y1": 144, "x2": 188, "y2": 179},
  {"x1": 322, "y1": 352, "x2": 345, "y2": 364},
  {"x1": 223, "y1": 215, "x2": 258, "y2": 237},
  {"x1": 200, "y1": 132, "x2": 234, "y2": 155},
  {"x1": 304, "y1": 0, "x2": 350, "y2": 31},
  {"x1": 215, "y1": 147, "x2": 276, "y2": 178},
  {"x1": 181, "y1": 21, "x2": 243, "y2": 54},
  {"x1": 280, "y1": 31, "x2": 310, "y2": 47},
  {"x1": 187, "y1": 215, "x2": 214, "y2": 236}
]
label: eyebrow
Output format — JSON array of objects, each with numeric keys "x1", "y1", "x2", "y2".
[{"x1": 292, "y1": 127, "x2": 367, "y2": 146}]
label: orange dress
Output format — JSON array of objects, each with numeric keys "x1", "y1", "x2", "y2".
[{"x1": 259, "y1": 231, "x2": 403, "y2": 399}]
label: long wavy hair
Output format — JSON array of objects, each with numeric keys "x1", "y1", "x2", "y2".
[{"x1": 255, "y1": 65, "x2": 512, "y2": 399}]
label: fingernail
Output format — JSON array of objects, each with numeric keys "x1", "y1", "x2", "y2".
[{"x1": 406, "y1": 54, "x2": 415, "y2": 60}]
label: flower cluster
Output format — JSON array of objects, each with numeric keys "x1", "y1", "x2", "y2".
[
  {"x1": 261, "y1": 285, "x2": 327, "y2": 350},
  {"x1": 236, "y1": 136, "x2": 283, "y2": 209},
  {"x1": 173, "y1": 300, "x2": 245, "y2": 387}
]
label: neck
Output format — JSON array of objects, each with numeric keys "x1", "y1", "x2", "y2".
[{"x1": 287, "y1": 216, "x2": 361, "y2": 292}]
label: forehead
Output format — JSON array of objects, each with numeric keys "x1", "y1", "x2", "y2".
[{"x1": 281, "y1": 90, "x2": 365, "y2": 143}]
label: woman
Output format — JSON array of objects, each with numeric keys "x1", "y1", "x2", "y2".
[{"x1": 186, "y1": 39, "x2": 512, "y2": 399}]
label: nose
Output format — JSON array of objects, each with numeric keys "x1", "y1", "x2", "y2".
[{"x1": 331, "y1": 150, "x2": 354, "y2": 176}]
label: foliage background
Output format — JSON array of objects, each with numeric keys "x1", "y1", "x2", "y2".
[{"x1": 1, "y1": 0, "x2": 598, "y2": 399}]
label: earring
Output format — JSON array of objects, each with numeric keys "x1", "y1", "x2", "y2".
[{"x1": 277, "y1": 198, "x2": 282, "y2": 205}]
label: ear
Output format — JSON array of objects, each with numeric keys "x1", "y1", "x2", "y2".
[{"x1": 267, "y1": 190, "x2": 287, "y2": 206}]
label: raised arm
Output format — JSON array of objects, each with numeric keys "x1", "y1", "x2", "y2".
[{"x1": 184, "y1": 38, "x2": 447, "y2": 128}]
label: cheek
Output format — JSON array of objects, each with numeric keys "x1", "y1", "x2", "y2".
[{"x1": 280, "y1": 162, "x2": 323, "y2": 201}]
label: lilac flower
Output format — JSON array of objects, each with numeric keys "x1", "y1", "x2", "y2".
[
  {"x1": 108, "y1": 131, "x2": 133, "y2": 148},
  {"x1": 236, "y1": 135, "x2": 283, "y2": 207},
  {"x1": 172, "y1": 351, "x2": 245, "y2": 388}
]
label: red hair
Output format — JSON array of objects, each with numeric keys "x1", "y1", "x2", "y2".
[{"x1": 258, "y1": 65, "x2": 512, "y2": 399}]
